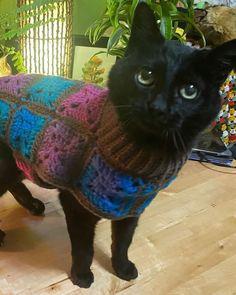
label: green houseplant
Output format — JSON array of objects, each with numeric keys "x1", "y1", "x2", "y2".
[
  {"x1": 0, "y1": 0, "x2": 64, "y2": 73},
  {"x1": 87, "y1": 0, "x2": 205, "y2": 58},
  {"x1": 0, "y1": 44, "x2": 26, "y2": 74}
]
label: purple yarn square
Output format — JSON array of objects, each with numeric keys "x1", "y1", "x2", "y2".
[
  {"x1": 56, "y1": 84, "x2": 108, "y2": 131},
  {"x1": 0, "y1": 74, "x2": 34, "y2": 98},
  {"x1": 36, "y1": 120, "x2": 88, "y2": 186}
]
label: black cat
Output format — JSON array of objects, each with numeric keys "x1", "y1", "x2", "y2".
[{"x1": 0, "y1": 3, "x2": 236, "y2": 289}]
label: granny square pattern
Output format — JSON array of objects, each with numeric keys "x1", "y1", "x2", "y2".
[
  {"x1": 0, "y1": 100, "x2": 11, "y2": 139},
  {"x1": 78, "y1": 152, "x2": 159, "y2": 218},
  {"x1": 57, "y1": 84, "x2": 107, "y2": 131},
  {"x1": 9, "y1": 107, "x2": 47, "y2": 159},
  {"x1": 24, "y1": 76, "x2": 77, "y2": 110},
  {"x1": 216, "y1": 69, "x2": 236, "y2": 146},
  {"x1": 0, "y1": 74, "x2": 35, "y2": 98},
  {"x1": 0, "y1": 74, "x2": 183, "y2": 219},
  {"x1": 36, "y1": 120, "x2": 89, "y2": 187}
]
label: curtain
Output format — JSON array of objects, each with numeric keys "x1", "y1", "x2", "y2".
[{"x1": 18, "y1": 0, "x2": 73, "y2": 77}]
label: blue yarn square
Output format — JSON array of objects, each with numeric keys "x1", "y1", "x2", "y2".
[
  {"x1": 9, "y1": 107, "x2": 47, "y2": 159},
  {"x1": 24, "y1": 76, "x2": 76, "y2": 110},
  {"x1": 79, "y1": 153, "x2": 159, "y2": 218},
  {"x1": 0, "y1": 100, "x2": 10, "y2": 140},
  {"x1": 79, "y1": 154, "x2": 137, "y2": 218}
]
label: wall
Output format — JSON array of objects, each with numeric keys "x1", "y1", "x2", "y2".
[
  {"x1": 0, "y1": 0, "x2": 17, "y2": 35},
  {"x1": 0, "y1": 0, "x2": 106, "y2": 35},
  {"x1": 195, "y1": 0, "x2": 236, "y2": 5},
  {"x1": 71, "y1": 0, "x2": 113, "y2": 82},
  {"x1": 0, "y1": 0, "x2": 16, "y2": 13}
]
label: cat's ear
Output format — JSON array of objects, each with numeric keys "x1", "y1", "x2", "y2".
[
  {"x1": 205, "y1": 39, "x2": 236, "y2": 82},
  {"x1": 125, "y1": 2, "x2": 164, "y2": 55}
]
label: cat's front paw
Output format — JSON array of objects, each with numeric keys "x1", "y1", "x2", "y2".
[
  {"x1": 29, "y1": 198, "x2": 45, "y2": 216},
  {"x1": 112, "y1": 260, "x2": 138, "y2": 281},
  {"x1": 70, "y1": 267, "x2": 94, "y2": 288},
  {"x1": 0, "y1": 230, "x2": 6, "y2": 247}
]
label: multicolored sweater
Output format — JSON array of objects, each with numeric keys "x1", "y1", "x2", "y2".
[{"x1": 0, "y1": 74, "x2": 180, "y2": 219}]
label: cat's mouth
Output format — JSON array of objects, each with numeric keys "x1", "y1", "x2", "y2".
[
  {"x1": 134, "y1": 113, "x2": 183, "y2": 136},
  {"x1": 114, "y1": 103, "x2": 186, "y2": 151},
  {"x1": 121, "y1": 116, "x2": 187, "y2": 152}
]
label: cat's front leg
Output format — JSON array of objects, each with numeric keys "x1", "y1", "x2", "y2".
[
  {"x1": 59, "y1": 190, "x2": 100, "y2": 288},
  {"x1": 111, "y1": 216, "x2": 139, "y2": 281}
]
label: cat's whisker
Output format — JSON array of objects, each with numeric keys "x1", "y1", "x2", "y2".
[
  {"x1": 120, "y1": 113, "x2": 133, "y2": 129},
  {"x1": 122, "y1": 120, "x2": 130, "y2": 128},
  {"x1": 162, "y1": 129, "x2": 169, "y2": 149},
  {"x1": 172, "y1": 162, "x2": 179, "y2": 180},
  {"x1": 108, "y1": 104, "x2": 132, "y2": 110},
  {"x1": 172, "y1": 130, "x2": 180, "y2": 153},
  {"x1": 176, "y1": 130, "x2": 187, "y2": 153}
]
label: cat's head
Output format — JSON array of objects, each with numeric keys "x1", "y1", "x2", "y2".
[{"x1": 108, "y1": 3, "x2": 236, "y2": 154}]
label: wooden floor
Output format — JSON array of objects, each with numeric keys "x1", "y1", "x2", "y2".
[{"x1": 0, "y1": 161, "x2": 236, "y2": 295}]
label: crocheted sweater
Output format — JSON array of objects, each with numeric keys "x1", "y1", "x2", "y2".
[{"x1": 0, "y1": 74, "x2": 182, "y2": 219}]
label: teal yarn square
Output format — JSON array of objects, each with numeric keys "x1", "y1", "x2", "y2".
[
  {"x1": 0, "y1": 100, "x2": 10, "y2": 140},
  {"x1": 25, "y1": 76, "x2": 76, "y2": 110},
  {"x1": 9, "y1": 107, "x2": 47, "y2": 159}
]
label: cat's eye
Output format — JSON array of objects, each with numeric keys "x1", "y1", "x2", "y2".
[
  {"x1": 136, "y1": 68, "x2": 154, "y2": 86},
  {"x1": 179, "y1": 84, "x2": 199, "y2": 100}
]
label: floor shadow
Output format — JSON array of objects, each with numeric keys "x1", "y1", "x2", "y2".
[
  {"x1": 1, "y1": 225, "x2": 44, "y2": 252},
  {"x1": 94, "y1": 244, "x2": 114, "y2": 275},
  {"x1": 0, "y1": 206, "x2": 115, "y2": 278},
  {"x1": 1, "y1": 193, "x2": 121, "y2": 283}
]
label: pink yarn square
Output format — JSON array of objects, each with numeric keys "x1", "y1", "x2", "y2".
[
  {"x1": 16, "y1": 159, "x2": 33, "y2": 181},
  {"x1": 57, "y1": 84, "x2": 108, "y2": 131}
]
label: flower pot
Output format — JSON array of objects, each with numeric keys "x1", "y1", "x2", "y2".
[{"x1": 0, "y1": 56, "x2": 12, "y2": 77}]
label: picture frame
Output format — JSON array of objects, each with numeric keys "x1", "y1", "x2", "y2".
[{"x1": 72, "y1": 36, "x2": 116, "y2": 85}]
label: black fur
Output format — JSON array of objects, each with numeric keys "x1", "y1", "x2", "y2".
[
  {"x1": 109, "y1": 4, "x2": 236, "y2": 154},
  {"x1": 1, "y1": 3, "x2": 236, "y2": 288}
]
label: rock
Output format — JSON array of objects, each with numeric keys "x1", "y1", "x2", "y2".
[{"x1": 196, "y1": 6, "x2": 236, "y2": 46}]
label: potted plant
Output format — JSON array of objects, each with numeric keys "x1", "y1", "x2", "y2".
[
  {"x1": 0, "y1": 45, "x2": 11, "y2": 76},
  {"x1": 87, "y1": 0, "x2": 205, "y2": 58}
]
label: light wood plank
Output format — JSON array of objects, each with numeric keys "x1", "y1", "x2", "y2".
[{"x1": 0, "y1": 161, "x2": 236, "y2": 295}]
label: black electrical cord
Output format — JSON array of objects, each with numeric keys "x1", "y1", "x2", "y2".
[{"x1": 197, "y1": 151, "x2": 236, "y2": 169}]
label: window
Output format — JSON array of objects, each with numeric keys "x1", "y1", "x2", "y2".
[{"x1": 18, "y1": 0, "x2": 73, "y2": 77}]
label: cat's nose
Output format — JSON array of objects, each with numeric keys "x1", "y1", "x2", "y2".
[
  {"x1": 147, "y1": 97, "x2": 181, "y2": 127},
  {"x1": 148, "y1": 95, "x2": 168, "y2": 114},
  {"x1": 147, "y1": 96, "x2": 168, "y2": 121}
]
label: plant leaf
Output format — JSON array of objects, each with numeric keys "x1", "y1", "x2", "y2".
[
  {"x1": 160, "y1": 2, "x2": 173, "y2": 40},
  {"x1": 171, "y1": 11, "x2": 206, "y2": 46},
  {"x1": 130, "y1": 0, "x2": 140, "y2": 22},
  {"x1": 151, "y1": 3, "x2": 162, "y2": 18},
  {"x1": 107, "y1": 26, "x2": 124, "y2": 52}
]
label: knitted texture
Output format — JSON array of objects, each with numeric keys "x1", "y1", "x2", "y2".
[
  {"x1": 10, "y1": 107, "x2": 47, "y2": 159},
  {"x1": 15, "y1": 158, "x2": 33, "y2": 181},
  {"x1": 0, "y1": 74, "x2": 179, "y2": 219},
  {"x1": 57, "y1": 84, "x2": 106, "y2": 131},
  {"x1": 0, "y1": 74, "x2": 34, "y2": 98},
  {"x1": 215, "y1": 69, "x2": 236, "y2": 147},
  {"x1": 77, "y1": 152, "x2": 162, "y2": 217},
  {"x1": 0, "y1": 100, "x2": 10, "y2": 140}
]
